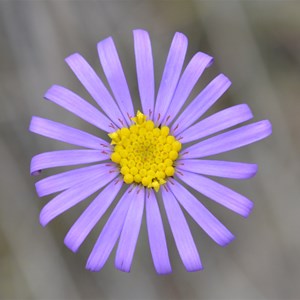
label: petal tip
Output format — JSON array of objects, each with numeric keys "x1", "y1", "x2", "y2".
[
  {"x1": 156, "y1": 267, "x2": 172, "y2": 275},
  {"x1": 207, "y1": 57, "x2": 214, "y2": 68},
  {"x1": 31, "y1": 170, "x2": 41, "y2": 176},
  {"x1": 64, "y1": 52, "x2": 75, "y2": 62},
  {"x1": 186, "y1": 265, "x2": 203, "y2": 272},
  {"x1": 115, "y1": 263, "x2": 131, "y2": 273},
  {"x1": 43, "y1": 84, "x2": 59, "y2": 100},
  {"x1": 64, "y1": 52, "x2": 82, "y2": 66},
  {"x1": 85, "y1": 265, "x2": 99, "y2": 273},
  {"x1": 97, "y1": 36, "x2": 113, "y2": 49},
  {"x1": 242, "y1": 201, "x2": 254, "y2": 218},
  {"x1": 239, "y1": 103, "x2": 254, "y2": 119},
  {"x1": 39, "y1": 209, "x2": 50, "y2": 227},
  {"x1": 194, "y1": 51, "x2": 214, "y2": 63},
  {"x1": 250, "y1": 164, "x2": 259, "y2": 178},
  {"x1": 133, "y1": 28, "x2": 149, "y2": 36},
  {"x1": 29, "y1": 116, "x2": 39, "y2": 132},
  {"x1": 263, "y1": 120, "x2": 273, "y2": 136},
  {"x1": 35, "y1": 182, "x2": 46, "y2": 197},
  {"x1": 220, "y1": 233, "x2": 236, "y2": 247},
  {"x1": 64, "y1": 235, "x2": 79, "y2": 253},
  {"x1": 174, "y1": 31, "x2": 188, "y2": 43},
  {"x1": 219, "y1": 73, "x2": 232, "y2": 86},
  {"x1": 86, "y1": 255, "x2": 106, "y2": 272}
]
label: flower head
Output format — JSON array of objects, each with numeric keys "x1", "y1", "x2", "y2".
[{"x1": 29, "y1": 29, "x2": 272, "y2": 274}]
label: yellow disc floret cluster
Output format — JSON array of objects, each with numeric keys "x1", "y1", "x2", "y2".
[{"x1": 109, "y1": 111, "x2": 182, "y2": 192}]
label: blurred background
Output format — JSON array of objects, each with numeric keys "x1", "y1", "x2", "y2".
[{"x1": 0, "y1": 0, "x2": 300, "y2": 299}]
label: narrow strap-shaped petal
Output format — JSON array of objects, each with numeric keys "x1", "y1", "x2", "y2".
[
  {"x1": 44, "y1": 85, "x2": 115, "y2": 132},
  {"x1": 115, "y1": 188, "x2": 145, "y2": 272},
  {"x1": 168, "y1": 181, "x2": 235, "y2": 246},
  {"x1": 161, "y1": 187, "x2": 202, "y2": 272},
  {"x1": 171, "y1": 74, "x2": 231, "y2": 135},
  {"x1": 176, "y1": 170, "x2": 253, "y2": 217},
  {"x1": 179, "y1": 104, "x2": 253, "y2": 144},
  {"x1": 154, "y1": 32, "x2": 188, "y2": 124},
  {"x1": 182, "y1": 120, "x2": 272, "y2": 159},
  {"x1": 40, "y1": 172, "x2": 118, "y2": 226},
  {"x1": 65, "y1": 53, "x2": 126, "y2": 127},
  {"x1": 133, "y1": 29, "x2": 155, "y2": 117},
  {"x1": 97, "y1": 37, "x2": 134, "y2": 124},
  {"x1": 146, "y1": 190, "x2": 172, "y2": 274},
  {"x1": 29, "y1": 116, "x2": 109, "y2": 150},
  {"x1": 162, "y1": 52, "x2": 213, "y2": 126},
  {"x1": 177, "y1": 159, "x2": 258, "y2": 179},
  {"x1": 64, "y1": 178, "x2": 123, "y2": 252},
  {"x1": 35, "y1": 164, "x2": 115, "y2": 197},
  {"x1": 86, "y1": 187, "x2": 133, "y2": 272},
  {"x1": 31, "y1": 150, "x2": 110, "y2": 175}
]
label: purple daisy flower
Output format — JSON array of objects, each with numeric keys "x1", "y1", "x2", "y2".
[{"x1": 29, "y1": 29, "x2": 272, "y2": 274}]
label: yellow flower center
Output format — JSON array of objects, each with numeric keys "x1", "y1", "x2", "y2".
[{"x1": 109, "y1": 111, "x2": 182, "y2": 192}]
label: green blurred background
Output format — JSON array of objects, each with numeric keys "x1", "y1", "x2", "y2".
[{"x1": 0, "y1": 0, "x2": 300, "y2": 299}]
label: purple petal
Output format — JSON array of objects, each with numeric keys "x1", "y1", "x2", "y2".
[
  {"x1": 176, "y1": 170, "x2": 253, "y2": 217},
  {"x1": 97, "y1": 37, "x2": 134, "y2": 124},
  {"x1": 161, "y1": 187, "x2": 202, "y2": 272},
  {"x1": 35, "y1": 163, "x2": 115, "y2": 197},
  {"x1": 171, "y1": 74, "x2": 231, "y2": 134},
  {"x1": 115, "y1": 188, "x2": 145, "y2": 272},
  {"x1": 64, "y1": 178, "x2": 123, "y2": 252},
  {"x1": 39, "y1": 171, "x2": 118, "y2": 226},
  {"x1": 182, "y1": 120, "x2": 272, "y2": 159},
  {"x1": 162, "y1": 52, "x2": 213, "y2": 126},
  {"x1": 65, "y1": 53, "x2": 126, "y2": 127},
  {"x1": 168, "y1": 181, "x2": 235, "y2": 246},
  {"x1": 86, "y1": 187, "x2": 133, "y2": 272},
  {"x1": 133, "y1": 29, "x2": 155, "y2": 118},
  {"x1": 44, "y1": 85, "x2": 115, "y2": 132},
  {"x1": 179, "y1": 104, "x2": 253, "y2": 143},
  {"x1": 146, "y1": 190, "x2": 172, "y2": 274},
  {"x1": 29, "y1": 116, "x2": 109, "y2": 149},
  {"x1": 154, "y1": 32, "x2": 188, "y2": 124},
  {"x1": 177, "y1": 159, "x2": 258, "y2": 179},
  {"x1": 30, "y1": 150, "x2": 109, "y2": 175}
]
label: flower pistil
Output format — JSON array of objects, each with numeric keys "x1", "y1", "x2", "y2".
[{"x1": 109, "y1": 111, "x2": 182, "y2": 191}]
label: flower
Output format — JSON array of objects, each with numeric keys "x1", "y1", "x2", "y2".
[{"x1": 29, "y1": 29, "x2": 272, "y2": 274}]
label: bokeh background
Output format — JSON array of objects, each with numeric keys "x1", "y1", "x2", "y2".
[{"x1": 1, "y1": 0, "x2": 300, "y2": 299}]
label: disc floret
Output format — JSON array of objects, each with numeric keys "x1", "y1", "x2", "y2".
[{"x1": 109, "y1": 111, "x2": 182, "y2": 192}]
